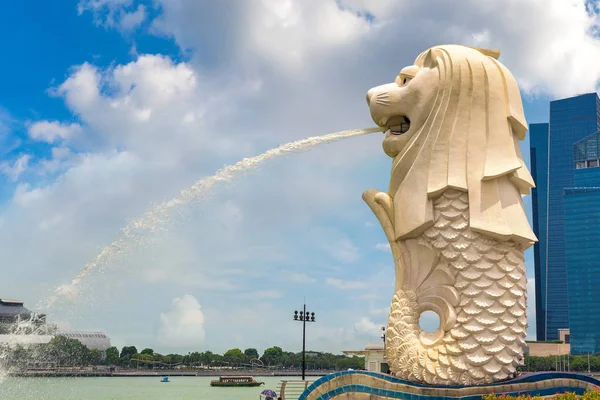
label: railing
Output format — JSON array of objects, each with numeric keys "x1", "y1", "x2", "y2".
[{"x1": 277, "y1": 379, "x2": 314, "y2": 400}]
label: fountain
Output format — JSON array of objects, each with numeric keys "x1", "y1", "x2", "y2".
[
  {"x1": 1, "y1": 127, "x2": 383, "y2": 379},
  {"x1": 298, "y1": 45, "x2": 600, "y2": 399}
]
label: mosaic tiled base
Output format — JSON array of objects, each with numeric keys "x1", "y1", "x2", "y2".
[{"x1": 298, "y1": 371, "x2": 600, "y2": 400}]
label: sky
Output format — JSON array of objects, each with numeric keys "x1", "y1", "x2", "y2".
[{"x1": 1, "y1": 0, "x2": 600, "y2": 356}]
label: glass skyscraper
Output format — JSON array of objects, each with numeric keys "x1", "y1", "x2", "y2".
[
  {"x1": 564, "y1": 132, "x2": 600, "y2": 354},
  {"x1": 530, "y1": 93, "x2": 600, "y2": 342},
  {"x1": 529, "y1": 123, "x2": 549, "y2": 341}
]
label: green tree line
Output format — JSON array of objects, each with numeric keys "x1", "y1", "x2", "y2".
[
  {"x1": 0, "y1": 337, "x2": 365, "y2": 371},
  {"x1": 524, "y1": 354, "x2": 600, "y2": 372}
]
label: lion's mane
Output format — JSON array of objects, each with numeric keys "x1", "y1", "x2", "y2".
[{"x1": 389, "y1": 45, "x2": 537, "y2": 248}]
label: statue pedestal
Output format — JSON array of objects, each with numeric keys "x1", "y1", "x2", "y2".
[{"x1": 298, "y1": 370, "x2": 600, "y2": 400}]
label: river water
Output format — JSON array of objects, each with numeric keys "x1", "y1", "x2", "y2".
[{"x1": 0, "y1": 376, "x2": 307, "y2": 400}]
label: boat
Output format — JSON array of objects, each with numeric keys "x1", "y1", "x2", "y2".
[{"x1": 210, "y1": 376, "x2": 265, "y2": 387}]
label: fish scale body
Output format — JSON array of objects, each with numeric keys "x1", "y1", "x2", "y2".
[{"x1": 386, "y1": 189, "x2": 527, "y2": 386}]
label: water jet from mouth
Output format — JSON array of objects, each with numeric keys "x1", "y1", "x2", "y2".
[{"x1": 37, "y1": 126, "x2": 384, "y2": 311}]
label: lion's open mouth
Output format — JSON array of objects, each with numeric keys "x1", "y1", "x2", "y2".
[{"x1": 388, "y1": 115, "x2": 411, "y2": 135}]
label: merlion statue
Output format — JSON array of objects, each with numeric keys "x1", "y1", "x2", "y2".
[{"x1": 363, "y1": 44, "x2": 536, "y2": 386}]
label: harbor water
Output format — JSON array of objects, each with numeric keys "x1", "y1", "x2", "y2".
[{"x1": 0, "y1": 376, "x2": 307, "y2": 400}]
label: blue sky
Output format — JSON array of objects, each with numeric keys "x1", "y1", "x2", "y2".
[{"x1": 1, "y1": 0, "x2": 599, "y2": 355}]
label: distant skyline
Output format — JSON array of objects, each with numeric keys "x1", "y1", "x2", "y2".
[{"x1": 1, "y1": 0, "x2": 600, "y2": 354}]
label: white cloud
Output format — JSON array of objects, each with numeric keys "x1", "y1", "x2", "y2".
[
  {"x1": 316, "y1": 231, "x2": 361, "y2": 263},
  {"x1": 375, "y1": 243, "x2": 390, "y2": 253},
  {"x1": 12, "y1": 183, "x2": 45, "y2": 207},
  {"x1": 325, "y1": 278, "x2": 368, "y2": 290},
  {"x1": 38, "y1": 147, "x2": 76, "y2": 175},
  {"x1": 369, "y1": 307, "x2": 389, "y2": 317},
  {"x1": 352, "y1": 293, "x2": 382, "y2": 301},
  {"x1": 156, "y1": 294, "x2": 206, "y2": 348},
  {"x1": 119, "y1": 4, "x2": 146, "y2": 31},
  {"x1": 78, "y1": 0, "x2": 146, "y2": 32},
  {"x1": 145, "y1": 0, "x2": 600, "y2": 99},
  {"x1": 28, "y1": 121, "x2": 82, "y2": 143},
  {"x1": 242, "y1": 290, "x2": 284, "y2": 299},
  {"x1": 140, "y1": 269, "x2": 237, "y2": 291},
  {"x1": 354, "y1": 316, "x2": 383, "y2": 337},
  {"x1": 280, "y1": 270, "x2": 317, "y2": 284},
  {"x1": 243, "y1": 0, "x2": 371, "y2": 71},
  {"x1": 0, "y1": 154, "x2": 31, "y2": 182}
]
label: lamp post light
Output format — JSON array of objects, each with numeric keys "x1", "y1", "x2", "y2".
[
  {"x1": 381, "y1": 326, "x2": 386, "y2": 356},
  {"x1": 293, "y1": 304, "x2": 315, "y2": 380}
]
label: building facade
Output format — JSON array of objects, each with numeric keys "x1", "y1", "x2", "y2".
[
  {"x1": 525, "y1": 329, "x2": 571, "y2": 357},
  {"x1": 530, "y1": 93, "x2": 600, "y2": 341},
  {"x1": 343, "y1": 342, "x2": 388, "y2": 373},
  {"x1": 530, "y1": 122, "x2": 549, "y2": 341},
  {"x1": 0, "y1": 298, "x2": 55, "y2": 335},
  {"x1": 57, "y1": 331, "x2": 112, "y2": 358},
  {"x1": 0, "y1": 298, "x2": 111, "y2": 358},
  {"x1": 563, "y1": 132, "x2": 600, "y2": 354}
]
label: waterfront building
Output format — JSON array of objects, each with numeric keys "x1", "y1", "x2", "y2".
[
  {"x1": 0, "y1": 297, "x2": 111, "y2": 358},
  {"x1": 525, "y1": 329, "x2": 571, "y2": 357},
  {"x1": 58, "y1": 331, "x2": 112, "y2": 358},
  {"x1": 530, "y1": 122, "x2": 549, "y2": 341},
  {"x1": 563, "y1": 131, "x2": 600, "y2": 354},
  {"x1": 530, "y1": 93, "x2": 600, "y2": 342},
  {"x1": 343, "y1": 342, "x2": 387, "y2": 373},
  {"x1": 530, "y1": 93, "x2": 600, "y2": 354},
  {"x1": 0, "y1": 298, "x2": 54, "y2": 335}
]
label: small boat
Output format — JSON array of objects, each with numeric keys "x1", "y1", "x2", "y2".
[
  {"x1": 161, "y1": 376, "x2": 170, "y2": 383},
  {"x1": 210, "y1": 376, "x2": 264, "y2": 387}
]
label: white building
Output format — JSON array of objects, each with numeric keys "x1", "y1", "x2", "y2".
[
  {"x1": 58, "y1": 331, "x2": 112, "y2": 358},
  {"x1": 0, "y1": 331, "x2": 111, "y2": 355},
  {"x1": 343, "y1": 342, "x2": 389, "y2": 373},
  {"x1": 0, "y1": 298, "x2": 111, "y2": 358}
]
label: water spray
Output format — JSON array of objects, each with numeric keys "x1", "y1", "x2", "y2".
[{"x1": 38, "y1": 127, "x2": 383, "y2": 311}]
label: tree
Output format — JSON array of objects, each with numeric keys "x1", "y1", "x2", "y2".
[
  {"x1": 105, "y1": 346, "x2": 119, "y2": 365},
  {"x1": 120, "y1": 346, "x2": 137, "y2": 359},
  {"x1": 49, "y1": 335, "x2": 91, "y2": 366},
  {"x1": 167, "y1": 353, "x2": 184, "y2": 365},
  {"x1": 244, "y1": 348, "x2": 259, "y2": 359},
  {"x1": 201, "y1": 350, "x2": 215, "y2": 367},
  {"x1": 120, "y1": 346, "x2": 138, "y2": 366},
  {"x1": 224, "y1": 348, "x2": 246, "y2": 367},
  {"x1": 140, "y1": 348, "x2": 154, "y2": 356},
  {"x1": 262, "y1": 346, "x2": 283, "y2": 366},
  {"x1": 89, "y1": 349, "x2": 102, "y2": 365},
  {"x1": 188, "y1": 351, "x2": 202, "y2": 365},
  {"x1": 135, "y1": 353, "x2": 154, "y2": 368}
]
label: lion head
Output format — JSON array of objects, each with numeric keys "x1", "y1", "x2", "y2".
[{"x1": 366, "y1": 45, "x2": 537, "y2": 248}]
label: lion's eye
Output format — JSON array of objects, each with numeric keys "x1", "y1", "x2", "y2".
[{"x1": 395, "y1": 73, "x2": 413, "y2": 87}]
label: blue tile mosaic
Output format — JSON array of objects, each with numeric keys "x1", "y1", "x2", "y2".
[{"x1": 301, "y1": 371, "x2": 600, "y2": 400}]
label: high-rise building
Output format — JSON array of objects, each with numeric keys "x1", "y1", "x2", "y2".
[
  {"x1": 530, "y1": 92, "x2": 600, "y2": 342},
  {"x1": 529, "y1": 123, "x2": 549, "y2": 341},
  {"x1": 563, "y1": 132, "x2": 600, "y2": 354}
]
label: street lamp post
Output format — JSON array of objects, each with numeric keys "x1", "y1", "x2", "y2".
[
  {"x1": 381, "y1": 326, "x2": 388, "y2": 374},
  {"x1": 294, "y1": 304, "x2": 315, "y2": 380}
]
